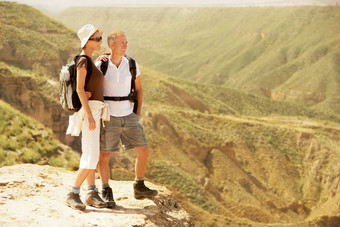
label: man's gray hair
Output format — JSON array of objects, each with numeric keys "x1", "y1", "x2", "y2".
[{"x1": 107, "y1": 30, "x2": 125, "y2": 46}]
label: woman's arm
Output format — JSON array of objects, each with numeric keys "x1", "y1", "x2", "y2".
[{"x1": 77, "y1": 65, "x2": 95, "y2": 130}]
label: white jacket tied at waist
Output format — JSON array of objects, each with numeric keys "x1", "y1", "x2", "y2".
[{"x1": 66, "y1": 100, "x2": 110, "y2": 136}]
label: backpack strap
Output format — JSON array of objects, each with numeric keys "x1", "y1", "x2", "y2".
[
  {"x1": 99, "y1": 53, "x2": 110, "y2": 76},
  {"x1": 127, "y1": 56, "x2": 137, "y2": 80},
  {"x1": 126, "y1": 56, "x2": 138, "y2": 113},
  {"x1": 126, "y1": 56, "x2": 137, "y2": 93},
  {"x1": 103, "y1": 55, "x2": 138, "y2": 113}
]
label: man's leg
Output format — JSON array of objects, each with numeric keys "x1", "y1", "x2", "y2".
[
  {"x1": 98, "y1": 151, "x2": 116, "y2": 208},
  {"x1": 98, "y1": 152, "x2": 111, "y2": 185},
  {"x1": 120, "y1": 113, "x2": 157, "y2": 199},
  {"x1": 135, "y1": 146, "x2": 149, "y2": 178},
  {"x1": 133, "y1": 146, "x2": 158, "y2": 199}
]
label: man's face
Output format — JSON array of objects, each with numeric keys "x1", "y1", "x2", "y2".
[{"x1": 111, "y1": 34, "x2": 127, "y2": 56}]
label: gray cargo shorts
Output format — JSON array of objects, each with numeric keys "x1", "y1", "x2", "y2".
[{"x1": 100, "y1": 113, "x2": 148, "y2": 152}]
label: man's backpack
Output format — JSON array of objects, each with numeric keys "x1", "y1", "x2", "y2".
[
  {"x1": 59, "y1": 55, "x2": 92, "y2": 112},
  {"x1": 100, "y1": 55, "x2": 138, "y2": 113}
]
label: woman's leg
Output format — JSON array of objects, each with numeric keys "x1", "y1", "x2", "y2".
[
  {"x1": 82, "y1": 103, "x2": 106, "y2": 208},
  {"x1": 74, "y1": 169, "x2": 90, "y2": 187},
  {"x1": 86, "y1": 169, "x2": 96, "y2": 186}
]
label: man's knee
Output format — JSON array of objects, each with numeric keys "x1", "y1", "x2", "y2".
[
  {"x1": 136, "y1": 146, "x2": 149, "y2": 157},
  {"x1": 99, "y1": 152, "x2": 111, "y2": 164}
]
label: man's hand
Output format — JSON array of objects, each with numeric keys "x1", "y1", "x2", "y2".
[{"x1": 96, "y1": 53, "x2": 109, "y2": 62}]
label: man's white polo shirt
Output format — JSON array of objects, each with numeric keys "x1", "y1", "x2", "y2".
[{"x1": 95, "y1": 55, "x2": 141, "y2": 117}]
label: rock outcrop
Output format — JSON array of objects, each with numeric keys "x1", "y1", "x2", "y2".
[{"x1": 0, "y1": 164, "x2": 192, "y2": 226}]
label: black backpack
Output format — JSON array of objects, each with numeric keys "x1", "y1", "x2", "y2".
[
  {"x1": 100, "y1": 55, "x2": 138, "y2": 113},
  {"x1": 59, "y1": 55, "x2": 92, "y2": 112}
]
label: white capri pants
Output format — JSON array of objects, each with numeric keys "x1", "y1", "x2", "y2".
[{"x1": 79, "y1": 100, "x2": 103, "y2": 169}]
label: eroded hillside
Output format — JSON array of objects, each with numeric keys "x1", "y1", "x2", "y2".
[
  {"x1": 1, "y1": 2, "x2": 340, "y2": 226},
  {"x1": 117, "y1": 106, "x2": 340, "y2": 226},
  {"x1": 0, "y1": 62, "x2": 80, "y2": 151}
]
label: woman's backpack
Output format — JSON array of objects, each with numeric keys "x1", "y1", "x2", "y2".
[{"x1": 59, "y1": 55, "x2": 92, "y2": 112}]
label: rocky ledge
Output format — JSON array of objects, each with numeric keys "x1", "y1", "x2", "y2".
[{"x1": 0, "y1": 164, "x2": 192, "y2": 226}]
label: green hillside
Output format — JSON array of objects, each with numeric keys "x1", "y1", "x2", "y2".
[
  {"x1": 58, "y1": 6, "x2": 340, "y2": 114},
  {"x1": 0, "y1": 2, "x2": 78, "y2": 77},
  {"x1": 0, "y1": 100, "x2": 79, "y2": 169},
  {"x1": 141, "y1": 66, "x2": 339, "y2": 122},
  {"x1": 3, "y1": 56, "x2": 336, "y2": 124}
]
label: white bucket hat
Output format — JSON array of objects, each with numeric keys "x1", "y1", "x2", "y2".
[{"x1": 77, "y1": 24, "x2": 103, "y2": 48}]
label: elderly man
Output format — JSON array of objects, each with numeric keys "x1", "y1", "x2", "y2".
[{"x1": 95, "y1": 30, "x2": 158, "y2": 208}]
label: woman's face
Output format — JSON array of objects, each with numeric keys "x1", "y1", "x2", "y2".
[{"x1": 87, "y1": 31, "x2": 102, "y2": 51}]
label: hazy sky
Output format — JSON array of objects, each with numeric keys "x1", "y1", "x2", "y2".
[{"x1": 3, "y1": 0, "x2": 340, "y2": 15}]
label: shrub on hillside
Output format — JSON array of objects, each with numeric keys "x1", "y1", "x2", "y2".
[{"x1": 21, "y1": 147, "x2": 41, "y2": 164}]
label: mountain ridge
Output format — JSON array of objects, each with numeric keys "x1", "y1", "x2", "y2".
[{"x1": 58, "y1": 6, "x2": 340, "y2": 114}]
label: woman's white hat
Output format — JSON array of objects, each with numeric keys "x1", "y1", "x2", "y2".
[{"x1": 77, "y1": 24, "x2": 102, "y2": 48}]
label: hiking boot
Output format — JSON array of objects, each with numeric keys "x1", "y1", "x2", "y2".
[
  {"x1": 133, "y1": 180, "x2": 158, "y2": 200},
  {"x1": 66, "y1": 192, "x2": 86, "y2": 211},
  {"x1": 102, "y1": 187, "x2": 116, "y2": 209},
  {"x1": 85, "y1": 190, "x2": 107, "y2": 208}
]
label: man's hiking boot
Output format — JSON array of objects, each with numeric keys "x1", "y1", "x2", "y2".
[
  {"x1": 133, "y1": 180, "x2": 158, "y2": 200},
  {"x1": 85, "y1": 190, "x2": 107, "y2": 208},
  {"x1": 102, "y1": 187, "x2": 116, "y2": 208},
  {"x1": 66, "y1": 192, "x2": 86, "y2": 211}
]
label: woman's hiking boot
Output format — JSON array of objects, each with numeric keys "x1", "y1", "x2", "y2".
[
  {"x1": 102, "y1": 186, "x2": 116, "y2": 208},
  {"x1": 133, "y1": 180, "x2": 158, "y2": 200},
  {"x1": 66, "y1": 192, "x2": 86, "y2": 211},
  {"x1": 85, "y1": 190, "x2": 107, "y2": 208}
]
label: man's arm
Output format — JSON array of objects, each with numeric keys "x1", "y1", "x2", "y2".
[{"x1": 134, "y1": 75, "x2": 143, "y2": 117}]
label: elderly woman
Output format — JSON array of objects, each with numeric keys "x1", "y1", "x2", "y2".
[{"x1": 65, "y1": 24, "x2": 108, "y2": 211}]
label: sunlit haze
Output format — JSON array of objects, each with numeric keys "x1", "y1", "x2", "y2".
[{"x1": 3, "y1": 0, "x2": 340, "y2": 15}]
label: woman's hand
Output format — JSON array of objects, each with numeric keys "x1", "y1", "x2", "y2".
[
  {"x1": 88, "y1": 115, "x2": 96, "y2": 130},
  {"x1": 85, "y1": 91, "x2": 92, "y2": 99}
]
